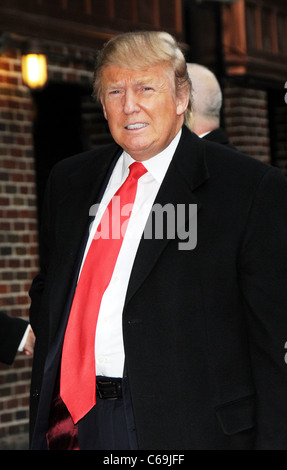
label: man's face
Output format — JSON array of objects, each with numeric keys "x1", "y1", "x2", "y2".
[{"x1": 101, "y1": 64, "x2": 188, "y2": 161}]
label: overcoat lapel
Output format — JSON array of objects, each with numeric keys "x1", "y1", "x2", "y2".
[
  {"x1": 55, "y1": 147, "x2": 121, "y2": 258},
  {"x1": 31, "y1": 148, "x2": 124, "y2": 450},
  {"x1": 48, "y1": 145, "x2": 121, "y2": 337},
  {"x1": 125, "y1": 127, "x2": 210, "y2": 305}
]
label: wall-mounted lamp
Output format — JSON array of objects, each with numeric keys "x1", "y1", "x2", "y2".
[
  {"x1": 0, "y1": 33, "x2": 48, "y2": 89},
  {"x1": 21, "y1": 52, "x2": 47, "y2": 89},
  {"x1": 21, "y1": 40, "x2": 48, "y2": 89}
]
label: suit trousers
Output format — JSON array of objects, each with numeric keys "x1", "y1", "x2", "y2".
[
  {"x1": 47, "y1": 374, "x2": 138, "y2": 450},
  {"x1": 78, "y1": 376, "x2": 138, "y2": 450}
]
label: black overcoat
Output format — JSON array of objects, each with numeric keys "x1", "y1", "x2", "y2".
[{"x1": 29, "y1": 126, "x2": 287, "y2": 449}]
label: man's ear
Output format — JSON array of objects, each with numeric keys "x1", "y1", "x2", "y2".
[
  {"x1": 176, "y1": 89, "x2": 190, "y2": 117},
  {"x1": 101, "y1": 100, "x2": 108, "y2": 120}
]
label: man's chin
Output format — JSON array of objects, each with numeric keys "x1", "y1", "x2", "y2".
[{"x1": 121, "y1": 142, "x2": 156, "y2": 161}]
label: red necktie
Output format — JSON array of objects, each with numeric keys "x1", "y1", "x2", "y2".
[{"x1": 60, "y1": 162, "x2": 147, "y2": 424}]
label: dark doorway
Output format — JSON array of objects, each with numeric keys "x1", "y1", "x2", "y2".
[{"x1": 32, "y1": 81, "x2": 112, "y2": 222}]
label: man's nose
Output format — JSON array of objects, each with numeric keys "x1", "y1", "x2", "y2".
[{"x1": 123, "y1": 89, "x2": 140, "y2": 114}]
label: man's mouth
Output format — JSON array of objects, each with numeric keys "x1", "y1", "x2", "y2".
[{"x1": 125, "y1": 123, "x2": 148, "y2": 130}]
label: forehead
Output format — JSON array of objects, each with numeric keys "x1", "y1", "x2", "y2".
[{"x1": 101, "y1": 64, "x2": 175, "y2": 88}]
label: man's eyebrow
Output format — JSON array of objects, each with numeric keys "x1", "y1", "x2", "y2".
[
  {"x1": 105, "y1": 82, "x2": 124, "y2": 90},
  {"x1": 105, "y1": 77, "x2": 157, "y2": 89},
  {"x1": 134, "y1": 77, "x2": 155, "y2": 85}
]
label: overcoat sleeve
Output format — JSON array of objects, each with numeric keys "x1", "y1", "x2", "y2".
[
  {"x1": 0, "y1": 311, "x2": 28, "y2": 365},
  {"x1": 239, "y1": 166, "x2": 287, "y2": 449}
]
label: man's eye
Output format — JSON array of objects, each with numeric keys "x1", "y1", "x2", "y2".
[{"x1": 108, "y1": 90, "x2": 121, "y2": 96}]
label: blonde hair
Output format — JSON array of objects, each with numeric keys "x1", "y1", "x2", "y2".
[{"x1": 93, "y1": 31, "x2": 192, "y2": 126}]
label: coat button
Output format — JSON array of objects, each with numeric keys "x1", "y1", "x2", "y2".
[
  {"x1": 127, "y1": 319, "x2": 142, "y2": 325},
  {"x1": 32, "y1": 389, "x2": 40, "y2": 399}
]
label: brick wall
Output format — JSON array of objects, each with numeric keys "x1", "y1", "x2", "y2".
[
  {"x1": 270, "y1": 100, "x2": 287, "y2": 176},
  {"x1": 0, "y1": 44, "x2": 37, "y2": 448},
  {"x1": 223, "y1": 80, "x2": 271, "y2": 164},
  {"x1": 0, "y1": 35, "x2": 101, "y2": 449}
]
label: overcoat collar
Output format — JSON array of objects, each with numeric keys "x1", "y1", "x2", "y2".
[{"x1": 54, "y1": 144, "x2": 121, "y2": 259}]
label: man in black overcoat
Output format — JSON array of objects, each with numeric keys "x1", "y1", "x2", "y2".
[{"x1": 29, "y1": 31, "x2": 287, "y2": 450}]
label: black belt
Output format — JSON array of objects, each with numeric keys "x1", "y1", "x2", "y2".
[{"x1": 96, "y1": 378, "x2": 122, "y2": 399}]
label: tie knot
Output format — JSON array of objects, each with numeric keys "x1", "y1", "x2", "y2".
[{"x1": 128, "y1": 162, "x2": 147, "y2": 181}]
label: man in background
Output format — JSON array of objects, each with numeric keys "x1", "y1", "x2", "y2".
[{"x1": 187, "y1": 63, "x2": 230, "y2": 145}]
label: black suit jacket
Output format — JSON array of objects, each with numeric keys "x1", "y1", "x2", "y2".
[
  {"x1": 203, "y1": 128, "x2": 231, "y2": 146},
  {"x1": 0, "y1": 311, "x2": 28, "y2": 365},
  {"x1": 29, "y1": 126, "x2": 287, "y2": 449}
]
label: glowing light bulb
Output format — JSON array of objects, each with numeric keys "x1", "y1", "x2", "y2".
[{"x1": 21, "y1": 54, "x2": 47, "y2": 88}]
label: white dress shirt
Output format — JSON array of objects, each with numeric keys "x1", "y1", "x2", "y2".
[
  {"x1": 18, "y1": 324, "x2": 31, "y2": 351},
  {"x1": 82, "y1": 129, "x2": 182, "y2": 378}
]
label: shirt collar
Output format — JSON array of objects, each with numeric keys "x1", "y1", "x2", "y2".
[
  {"x1": 122, "y1": 128, "x2": 182, "y2": 184},
  {"x1": 199, "y1": 131, "x2": 210, "y2": 139}
]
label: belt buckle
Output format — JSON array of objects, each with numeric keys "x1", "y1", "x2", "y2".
[
  {"x1": 96, "y1": 382, "x2": 103, "y2": 399},
  {"x1": 96, "y1": 380, "x2": 119, "y2": 400}
]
